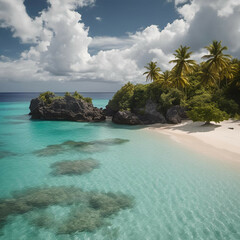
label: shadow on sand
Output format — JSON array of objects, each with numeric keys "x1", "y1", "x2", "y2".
[{"x1": 166, "y1": 122, "x2": 221, "y2": 133}]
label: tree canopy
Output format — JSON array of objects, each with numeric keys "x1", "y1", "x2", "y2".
[{"x1": 109, "y1": 40, "x2": 240, "y2": 124}]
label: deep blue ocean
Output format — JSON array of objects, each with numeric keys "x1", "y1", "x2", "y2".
[{"x1": 0, "y1": 92, "x2": 240, "y2": 240}]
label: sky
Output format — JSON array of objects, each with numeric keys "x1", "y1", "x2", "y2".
[{"x1": 0, "y1": 0, "x2": 240, "y2": 92}]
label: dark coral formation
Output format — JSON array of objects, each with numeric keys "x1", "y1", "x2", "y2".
[
  {"x1": 89, "y1": 192, "x2": 134, "y2": 217},
  {"x1": 34, "y1": 138, "x2": 129, "y2": 157},
  {"x1": 0, "y1": 186, "x2": 83, "y2": 227},
  {"x1": 0, "y1": 186, "x2": 134, "y2": 234},
  {"x1": 51, "y1": 158, "x2": 99, "y2": 176},
  {"x1": 28, "y1": 211, "x2": 55, "y2": 229},
  {"x1": 58, "y1": 208, "x2": 103, "y2": 234},
  {"x1": 0, "y1": 151, "x2": 17, "y2": 159}
]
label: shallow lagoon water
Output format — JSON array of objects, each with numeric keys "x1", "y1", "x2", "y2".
[{"x1": 0, "y1": 95, "x2": 240, "y2": 240}]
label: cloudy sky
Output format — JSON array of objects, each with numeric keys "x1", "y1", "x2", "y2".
[{"x1": 0, "y1": 0, "x2": 240, "y2": 92}]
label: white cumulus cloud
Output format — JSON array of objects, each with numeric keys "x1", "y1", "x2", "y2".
[
  {"x1": 96, "y1": 17, "x2": 102, "y2": 21},
  {"x1": 0, "y1": 0, "x2": 240, "y2": 87},
  {"x1": 0, "y1": 0, "x2": 40, "y2": 43}
]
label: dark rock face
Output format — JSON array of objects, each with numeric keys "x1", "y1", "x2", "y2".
[
  {"x1": 103, "y1": 104, "x2": 117, "y2": 117},
  {"x1": 111, "y1": 100, "x2": 166, "y2": 125},
  {"x1": 166, "y1": 105, "x2": 187, "y2": 124},
  {"x1": 29, "y1": 96, "x2": 106, "y2": 122},
  {"x1": 138, "y1": 100, "x2": 166, "y2": 124},
  {"x1": 112, "y1": 111, "x2": 142, "y2": 125}
]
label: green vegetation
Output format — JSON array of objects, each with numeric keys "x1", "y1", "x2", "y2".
[
  {"x1": 169, "y1": 45, "x2": 196, "y2": 89},
  {"x1": 72, "y1": 91, "x2": 92, "y2": 103},
  {"x1": 187, "y1": 104, "x2": 229, "y2": 124},
  {"x1": 39, "y1": 91, "x2": 55, "y2": 104},
  {"x1": 202, "y1": 40, "x2": 232, "y2": 88},
  {"x1": 39, "y1": 91, "x2": 92, "y2": 104},
  {"x1": 143, "y1": 61, "x2": 162, "y2": 82},
  {"x1": 108, "y1": 82, "x2": 135, "y2": 111},
  {"x1": 108, "y1": 40, "x2": 240, "y2": 123}
]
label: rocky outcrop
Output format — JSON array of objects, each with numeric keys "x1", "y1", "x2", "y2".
[
  {"x1": 166, "y1": 105, "x2": 187, "y2": 124},
  {"x1": 103, "y1": 104, "x2": 117, "y2": 117},
  {"x1": 112, "y1": 111, "x2": 142, "y2": 125},
  {"x1": 110, "y1": 104, "x2": 187, "y2": 125},
  {"x1": 111, "y1": 100, "x2": 166, "y2": 125},
  {"x1": 29, "y1": 96, "x2": 106, "y2": 122},
  {"x1": 138, "y1": 100, "x2": 166, "y2": 124}
]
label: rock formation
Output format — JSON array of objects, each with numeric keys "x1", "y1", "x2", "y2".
[
  {"x1": 108, "y1": 100, "x2": 187, "y2": 125},
  {"x1": 166, "y1": 105, "x2": 187, "y2": 124},
  {"x1": 29, "y1": 95, "x2": 105, "y2": 122},
  {"x1": 112, "y1": 111, "x2": 142, "y2": 125}
]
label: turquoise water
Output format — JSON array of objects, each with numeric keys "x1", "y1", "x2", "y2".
[{"x1": 0, "y1": 99, "x2": 240, "y2": 240}]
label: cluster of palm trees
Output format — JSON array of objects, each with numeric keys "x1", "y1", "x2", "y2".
[{"x1": 143, "y1": 40, "x2": 239, "y2": 90}]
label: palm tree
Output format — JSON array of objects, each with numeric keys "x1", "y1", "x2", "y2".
[
  {"x1": 199, "y1": 63, "x2": 218, "y2": 87},
  {"x1": 220, "y1": 61, "x2": 238, "y2": 86},
  {"x1": 159, "y1": 70, "x2": 172, "y2": 88},
  {"x1": 230, "y1": 59, "x2": 240, "y2": 87},
  {"x1": 143, "y1": 61, "x2": 161, "y2": 82},
  {"x1": 169, "y1": 45, "x2": 196, "y2": 89},
  {"x1": 202, "y1": 40, "x2": 232, "y2": 88}
]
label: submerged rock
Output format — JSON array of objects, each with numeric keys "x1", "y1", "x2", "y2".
[
  {"x1": 0, "y1": 151, "x2": 17, "y2": 159},
  {"x1": 0, "y1": 186, "x2": 134, "y2": 234},
  {"x1": 166, "y1": 105, "x2": 187, "y2": 124},
  {"x1": 34, "y1": 138, "x2": 129, "y2": 157},
  {"x1": 51, "y1": 158, "x2": 100, "y2": 176},
  {"x1": 34, "y1": 144, "x2": 64, "y2": 157},
  {"x1": 0, "y1": 186, "x2": 84, "y2": 227},
  {"x1": 89, "y1": 192, "x2": 134, "y2": 217},
  {"x1": 57, "y1": 208, "x2": 103, "y2": 234},
  {"x1": 29, "y1": 95, "x2": 105, "y2": 122},
  {"x1": 28, "y1": 211, "x2": 55, "y2": 229}
]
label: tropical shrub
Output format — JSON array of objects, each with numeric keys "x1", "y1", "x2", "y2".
[
  {"x1": 84, "y1": 97, "x2": 92, "y2": 104},
  {"x1": 108, "y1": 82, "x2": 135, "y2": 111},
  {"x1": 65, "y1": 92, "x2": 71, "y2": 97},
  {"x1": 186, "y1": 90, "x2": 212, "y2": 109},
  {"x1": 39, "y1": 91, "x2": 55, "y2": 104},
  {"x1": 39, "y1": 91, "x2": 92, "y2": 104},
  {"x1": 159, "y1": 88, "x2": 184, "y2": 113},
  {"x1": 146, "y1": 80, "x2": 164, "y2": 103},
  {"x1": 72, "y1": 91, "x2": 82, "y2": 99},
  {"x1": 131, "y1": 84, "x2": 148, "y2": 110},
  {"x1": 72, "y1": 91, "x2": 92, "y2": 104},
  {"x1": 214, "y1": 97, "x2": 238, "y2": 117},
  {"x1": 187, "y1": 104, "x2": 229, "y2": 124}
]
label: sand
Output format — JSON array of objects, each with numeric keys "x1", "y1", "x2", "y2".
[{"x1": 147, "y1": 120, "x2": 240, "y2": 162}]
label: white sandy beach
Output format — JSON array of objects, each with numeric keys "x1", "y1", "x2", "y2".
[{"x1": 147, "y1": 120, "x2": 240, "y2": 162}]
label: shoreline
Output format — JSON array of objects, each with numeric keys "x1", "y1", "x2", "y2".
[{"x1": 146, "y1": 120, "x2": 240, "y2": 163}]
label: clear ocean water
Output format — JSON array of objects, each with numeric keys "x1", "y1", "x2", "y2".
[{"x1": 0, "y1": 92, "x2": 240, "y2": 240}]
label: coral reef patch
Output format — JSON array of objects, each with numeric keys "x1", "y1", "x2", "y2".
[
  {"x1": 34, "y1": 138, "x2": 129, "y2": 157},
  {"x1": 0, "y1": 151, "x2": 17, "y2": 159},
  {"x1": 0, "y1": 186, "x2": 134, "y2": 234},
  {"x1": 50, "y1": 158, "x2": 100, "y2": 176}
]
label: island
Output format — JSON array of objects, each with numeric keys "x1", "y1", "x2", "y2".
[{"x1": 29, "y1": 91, "x2": 105, "y2": 122}]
